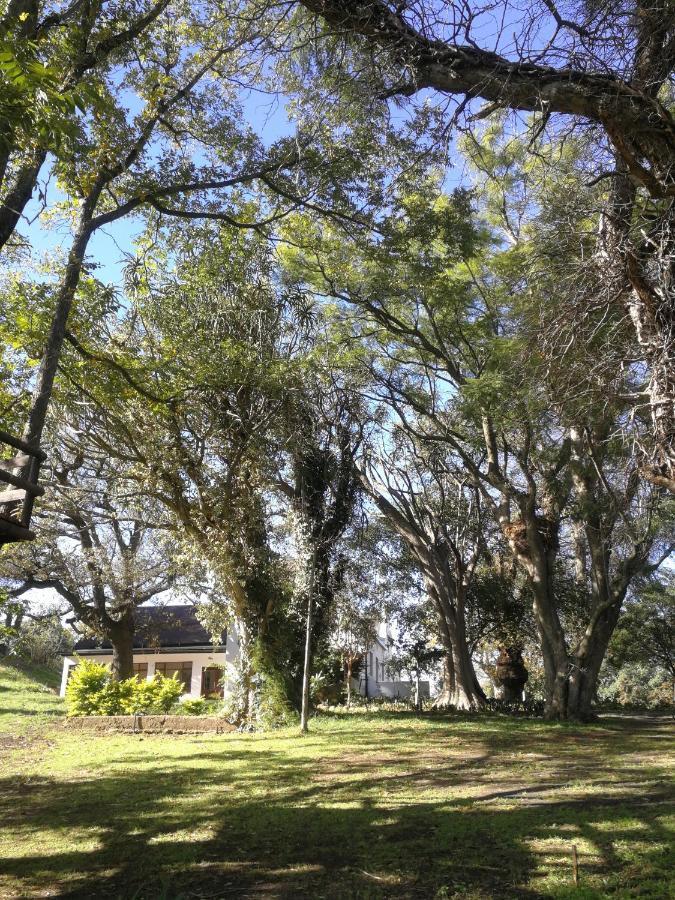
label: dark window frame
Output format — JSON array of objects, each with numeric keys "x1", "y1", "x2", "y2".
[{"x1": 154, "y1": 661, "x2": 192, "y2": 692}]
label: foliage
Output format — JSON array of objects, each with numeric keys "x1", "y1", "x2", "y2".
[
  {"x1": 0, "y1": 34, "x2": 91, "y2": 153},
  {"x1": 387, "y1": 602, "x2": 443, "y2": 685},
  {"x1": 65, "y1": 659, "x2": 110, "y2": 716},
  {"x1": 607, "y1": 576, "x2": 674, "y2": 680},
  {"x1": 597, "y1": 575, "x2": 674, "y2": 709},
  {"x1": 176, "y1": 698, "x2": 209, "y2": 715},
  {"x1": 252, "y1": 642, "x2": 298, "y2": 729},
  {"x1": 598, "y1": 662, "x2": 672, "y2": 710},
  {"x1": 65, "y1": 659, "x2": 184, "y2": 716},
  {"x1": 11, "y1": 614, "x2": 72, "y2": 667}
]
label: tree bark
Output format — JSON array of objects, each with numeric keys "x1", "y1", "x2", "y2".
[
  {"x1": 108, "y1": 613, "x2": 135, "y2": 681},
  {"x1": 0, "y1": 151, "x2": 47, "y2": 252},
  {"x1": 298, "y1": 0, "x2": 675, "y2": 197},
  {"x1": 493, "y1": 647, "x2": 528, "y2": 702},
  {"x1": 433, "y1": 651, "x2": 456, "y2": 708},
  {"x1": 345, "y1": 656, "x2": 353, "y2": 707},
  {"x1": 23, "y1": 198, "x2": 98, "y2": 448},
  {"x1": 426, "y1": 578, "x2": 485, "y2": 710}
]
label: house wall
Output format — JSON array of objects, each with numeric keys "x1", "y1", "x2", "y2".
[
  {"x1": 60, "y1": 638, "x2": 237, "y2": 699},
  {"x1": 378, "y1": 680, "x2": 430, "y2": 700},
  {"x1": 355, "y1": 637, "x2": 422, "y2": 700}
]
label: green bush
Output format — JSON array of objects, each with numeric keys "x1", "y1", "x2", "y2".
[
  {"x1": 177, "y1": 698, "x2": 208, "y2": 715},
  {"x1": 65, "y1": 659, "x2": 184, "y2": 716},
  {"x1": 65, "y1": 659, "x2": 111, "y2": 715}
]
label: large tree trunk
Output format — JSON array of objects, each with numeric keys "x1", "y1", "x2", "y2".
[
  {"x1": 427, "y1": 578, "x2": 485, "y2": 710},
  {"x1": 108, "y1": 613, "x2": 135, "y2": 681},
  {"x1": 493, "y1": 647, "x2": 528, "y2": 702},
  {"x1": 449, "y1": 630, "x2": 485, "y2": 710},
  {"x1": 504, "y1": 510, "x2": 573, "y2": 720},
  {"x1": 229, "y1": 494, "x2": 300, "y2": 719},
  {"x1": 434, "y1": 645, "x2": 456, "y2": 708},
  {"x1": 233, "y1": 618, "x2": 255, "y2": 723},
  {"x1": 567, "y1": 594, "x2": 624, "y2": 721},
  {"x1": 345, "y1": 656, "x2": 353, "y2": 707},
  {"x1": 534, "y1": 601, "x2": 621, "y2": 722}
]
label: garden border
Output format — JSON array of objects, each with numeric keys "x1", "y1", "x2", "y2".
[{"x1": 65, "y1": 715, "x2": 235, "y2": 734}]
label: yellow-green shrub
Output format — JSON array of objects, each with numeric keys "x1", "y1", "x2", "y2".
[{"x1": 66, "y1": 658, "x2": 184, "y2": 716}]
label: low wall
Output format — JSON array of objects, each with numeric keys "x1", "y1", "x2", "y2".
[
  {"x1": 65, "y1": 715, "x2": 235, "y2": 734},
  {"x1": 377, "y1": 680, "x2": 430, "y2": 700}
]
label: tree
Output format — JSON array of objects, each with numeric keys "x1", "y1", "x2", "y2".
[
  {"x1": 287, "y1": 0, "x2": 675, "y2": 490},
  {"x1": 281, "y1": 179, "x2": 674, "y2": 719},
  {"x1": 1, "y1": 0, "x2": 370, "y2": 540},
  {"x1": 10, "y1": 606, "x2": 72, "y2": 667},
  {"x1": 43, "y1": 223, "x2": 321, "y2": 717},
  {"x1": 276, "y1": 384, "x2": 362, "y2": 731},
  {"x1": 330, "y1": 577, "x2": 380, "y2": 707},
  {"x1": 606, "y1": 574, "x2": 674, "y2": 703},
  {"x1": 361, "y1": 433, "x2": 488, "y2": 709},
  {"x1": 0, "y1": 443, "x2": 175, "y2": 679},
  {"x1": 387, "y1": 602, "x2": 442, "y2": 709},
  {"x1": 0, "y1": 0, "x2": 172, "y2": 252}
]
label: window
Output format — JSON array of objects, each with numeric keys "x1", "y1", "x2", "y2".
[
  {"x1": 369, "y1": 652, "x2": 373, "y2": 676},
  {"x1": 154, "y1": 661, "x2": 192, "y2": 692},
  {"x1": 376, "y1": 659, "x2": 380, "y2": 682},
  {"x1": 133, "y1": 663, "x2": 148, "y2": 679}
]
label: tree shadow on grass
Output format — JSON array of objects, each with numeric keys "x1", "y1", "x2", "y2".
[{"x1": 0, "y1": 734, "x2": 672, "y2": 900}]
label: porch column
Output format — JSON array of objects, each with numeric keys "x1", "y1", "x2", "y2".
[
  {"x1": 60, "y1": 657, "x2": 74, "y2": 697},
  {"x1": 190, "y1": 662, "x2": 202, "y2": 697}
]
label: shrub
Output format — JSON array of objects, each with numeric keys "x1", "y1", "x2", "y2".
[
  {"x1": 177, "y1": 698, "x2": 208, "y2": 715},
  {"x1": 153, "y1": 673, "x2": 185, "y2": 713},
  {"x1": 13, "y1": 616, "x2": 73, "y2": 668},
  {"x1": 66, "y1": 660, "x2": 185, "y2": 716},
  {"x1": 122, "y1": 676, "x2": 161, "y2": 714},
  {"x1": 65, "y1": 659, "x2": 111, "y2": 716},
  {"x1": 598, "y1": 661, "x2": 672, "y2": 710}
]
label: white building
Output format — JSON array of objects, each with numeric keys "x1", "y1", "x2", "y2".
[
  {"x1": 61, "y1": 607, "x2": 429, "y2": 704},
  {"x1": 60, "y1": 606, "x2": 238, "y2": 699},
  {"x1": 356, "y1": 629, "x2": 430, "y2": 701}
]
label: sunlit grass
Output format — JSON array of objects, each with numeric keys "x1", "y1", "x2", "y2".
[{"x1": 0, "y1": 660, "x2": 673, "y2": 898}]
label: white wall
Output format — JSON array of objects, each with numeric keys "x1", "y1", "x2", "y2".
[
  {"x1": 378, "y1": 680, "x2": 430, "y2": 700},
  {"x1": 356, "y1": 638, "x2": 416, "y2": 699}
]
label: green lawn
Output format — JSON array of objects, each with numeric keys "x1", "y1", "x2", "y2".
[{"x1": 0, "y1": 661, "x2": 673, "y2": 899}]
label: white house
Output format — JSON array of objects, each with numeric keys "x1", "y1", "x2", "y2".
[
  {"x1": 356, "y1": 628, "x2": 430, "y2": 701},
  {"x1": 61, "y1": 607, "x2": 429, "y2": 704},
  {"x1": 60, "y1": 606, "x2": 238, "y2": 699}
]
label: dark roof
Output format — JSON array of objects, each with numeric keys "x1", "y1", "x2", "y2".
[{"x1": 73, "y1": 605, "x2": 226, "y2": 651}]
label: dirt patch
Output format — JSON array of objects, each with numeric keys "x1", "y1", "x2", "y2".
[{"x1": 65, "y1": 714, "x2": 236, "y2": 734}]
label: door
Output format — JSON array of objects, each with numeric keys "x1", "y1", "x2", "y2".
[{"x1": 201, "y1": 666, "x2": 223, "y2": 698}]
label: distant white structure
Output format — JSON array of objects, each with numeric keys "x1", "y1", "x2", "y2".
[{"x1": 355, "y1": 626, "x2": 430, "y2": 701}]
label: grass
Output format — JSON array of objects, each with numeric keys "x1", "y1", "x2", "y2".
[{"x1": 0, "y1": 660, "x2": 673, "y2": 899}]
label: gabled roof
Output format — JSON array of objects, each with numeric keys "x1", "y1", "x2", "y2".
[{"x1": 73, "y1": 605, "x2": 226, "y2": 651}]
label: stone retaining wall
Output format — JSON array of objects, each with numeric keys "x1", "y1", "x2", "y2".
[{"x1": 65, "y1": 715, "x2": 235, "y2": 734}]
